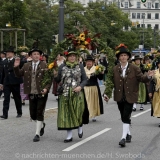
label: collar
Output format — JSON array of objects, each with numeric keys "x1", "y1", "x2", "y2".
[
  {"x1": 120, "y1": 62, "x2": 128, "y2": 69},
  {"x1": 32, "y1": 61, "x2": 40, "y2": 66},
  {"x1": 2, "y1": 58, "x2": 6, "y2": 60},
  {"x1": 8, "y1": 58, "x2": 13, "y2": 61}
]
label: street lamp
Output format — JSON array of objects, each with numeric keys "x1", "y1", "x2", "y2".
[{"x1": 59, "y1": 0, "x2": 64, "y2": 42}]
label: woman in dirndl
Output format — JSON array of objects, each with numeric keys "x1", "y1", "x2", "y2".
[
  {"x1": 149, "y1": 58, "x2": 160, "y2": 127},
  {"x1": 84, "y1": 55, "x2": 104, "y2": 122},
  {"x1": 54, "y1": 49, "x2": 88, "y2": 142},
  {"x1": 132, "y1": 55, "x2": 146, "y2": 111}
]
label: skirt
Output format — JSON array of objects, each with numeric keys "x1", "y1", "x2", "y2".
[
  {"x1": 152, "y1": 90, "x2": 160, "y2": 117},
  {"x1": 57, "y1": 91, "x2": 85, "y2": 130},
  {"x1": 137, "y1": 82, "x2": 146, "y2": 104},
  {"x1": 84, "y1": 86, "x2": 100, "y2": 118}
]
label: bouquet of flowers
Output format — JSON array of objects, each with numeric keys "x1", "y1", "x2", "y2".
[
  {"x1": 65, "y1": 26, "x2": 101, "y2": 50},
  {"x1": 95, "y1": 64, "x2": 105, "y2": 75},
  {"x1": 16, "y1": 46, "x2": 29, "y2": 55},
  {"x1": 143, "y1": 63, "x2": 152, "y2": 71}
]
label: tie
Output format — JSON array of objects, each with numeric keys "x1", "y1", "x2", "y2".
[{"x1": 33, "y1": 63, "x2": 36, "y2": 73}]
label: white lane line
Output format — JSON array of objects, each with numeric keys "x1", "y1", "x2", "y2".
[
  {"x1": 63, "y1": 128, "x2": 111, "y2": 152},
  {"x1": 132, "y1": 109, "x2": 151, "y2": 118},
  {"x1": 45, "y1": 107, "x2": 58, "y2": 111}
]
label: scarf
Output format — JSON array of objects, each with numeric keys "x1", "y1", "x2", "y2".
[{"x1": 84, "y1": 65, "x2": 96, "y2": 79}]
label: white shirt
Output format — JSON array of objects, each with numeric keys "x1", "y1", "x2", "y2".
[
  {"x1": 120, "y1": 62, "x2": 128, "y2": 77},
  {"x1": 32, "y1": 61, "x2": 40, "y2": 71},
  {"x1": 8, "y1": 57, "x2": 13, "y2": 61},
  {"x1": 2, "y1": 58, "x2": 6, "y2": 61}
]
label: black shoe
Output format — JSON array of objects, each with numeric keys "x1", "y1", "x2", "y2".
[
  {"x1": 64, "y1": 138, "x2": 73, "y2": 143},
  {"x1": 40, "y1": 123, "x2": 45, "y2": 136},
  {"x1": 158, "y1": 123, "x2": 160, "y2": 127},
  {"x1": 126, "y1": 134, "x2": 132, "y2": 143},
  {"x1": 78, "y1": 132, "x2": 83, "y2": 138},
  {"x1": 22, "y1": 102, "x2": 25, "y2": 105},
  {"x1": 33, "y1": 135, "x2": 40, "y2": 142},
  {"x1": 140, "y1": 107, "x2": 144, "y2": 111},
  {"x1": 16, "y1": 114, "x2": 22, "y2": 118},
  {"x1": 119, "y1": 138, "x2": 126, "y2": 147},
  {"x1": 132, "y1": 108, "x2": 136, "y2": 111},
  {"x1": 0, "y1": 115, "x2": 8, "y2": 119}
]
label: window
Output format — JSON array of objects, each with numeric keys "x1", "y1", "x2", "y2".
[
  {"x1": 132, "y1": 13, "x2": 136, "y2": 19},
  {"x1": 148, "y1": 2, "x2": 151, "y2": 9},
  {"x1": 124, "y1": 25, "x2": 128, "y2": 30},
  {"x1": 147, "y1": 13, "x2": 151, "y2": 19},
  {"x1": 155, "y1": 13, "x2": 159, "y2": 19},
  {"x1": 117, "y1": 2, "x2": 120, "y2": 8},
  {"x1": 125, "y1": 2, "x2": 128, "y2": 8},
  {"x1": 141, "y1": 13, "x2": 145, "y2": 19},
  {"x1": 141, "y1": 24, "x2": 145, "y2": 28},
  {"x1": 155, "y1": 24, "x2": 159, "y2": 30},
  {"x1": 147, "y1": 24, "x2": 151, "y2": 28},
  {"x1": 137, "y1": 13, "x2": 140, "y2": 19},
  {"x1": 137, "y1": 24, "x2": 140, "y2": 28},
  {"x1": 109, "y1": 1, "x2": 112, "y2": 5},
  {"x1": 155, "y1": 3, "x2": 159, "y2": 9},
  {"x1": 137, "y1": 2, "x2": 141, "y2": 8}
]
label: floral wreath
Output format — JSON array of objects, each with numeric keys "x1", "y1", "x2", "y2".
[{"x1": 41, "y1": 27, "x2": 115, "y2": 98}]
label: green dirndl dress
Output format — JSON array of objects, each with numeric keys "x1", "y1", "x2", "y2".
[
  {"x1": 57, "y1": 88, "x2": 85, "y2": 130},
  {"x1": 137, "y1": 82, "x2": 146, "y2": 103}
]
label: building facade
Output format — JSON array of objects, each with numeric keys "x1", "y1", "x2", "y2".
[{"x1": 75, "y1": 0, "x2": 160, "y2": 30}]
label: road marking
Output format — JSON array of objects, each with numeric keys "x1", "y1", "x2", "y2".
[
  {"x1": 63, "y1": 128, "x2": 111, "y2": 152},
  {"x1": 132, "y1": 109, "x2": 151, "y2": 118},
  {"x1": 45, "y1": 107, "x2": 58, "y2": 111}
]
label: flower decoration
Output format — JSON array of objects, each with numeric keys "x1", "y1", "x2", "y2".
[
  {"x1": 143, "y1": 63, "x2": 152, "y2": 71},
  {"x1": 95, "y1": 64, "x2": 105, "y2": 75},
  {"x1": 16, "y1": 46, "x2": 29, "y2": 55},
  {"x1": 115, "y1": 43, "x2": 127, "y2": 50},
  {"x1": 48, "y1": 62, "x2": 54, "y2": 69},
  {"x1": 64, "y1": 26, "x2": 101, "y2": 50},
  {"x1": 64, "y1": 51, "x2": 69, "y2": 56}
]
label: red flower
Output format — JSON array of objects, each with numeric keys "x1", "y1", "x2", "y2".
[
  {"x1": 64, "y1": 51, "x2": 69, "y2": 55},
  {"x1": 115, "y1": 43, "x2": 127, "y2": 50},
  {"x1": 86, "y1": 38, "x2": 91, "y2": 43}
]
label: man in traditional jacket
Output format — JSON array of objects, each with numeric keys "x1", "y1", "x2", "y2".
[
  {"x1": 103, "y1": 44, "x2": 154, "y2": 147},
  {"x1": 13, "y1": 48, "x2": 52, "y2": 142}
]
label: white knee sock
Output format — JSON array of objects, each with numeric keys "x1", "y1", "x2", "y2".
[
  {"x1": 66, "y1": 130, "x2": 72, "y2": 139},
  {"x1": 133, "y1": 103, "x2": 136, "y2": 109},
  {"x1": 121, "y1": 123, "x2": 129, "y2": 139},
  {"x1": 128, "y1": 126, "x2": 131, "y2": 135},
  {"x1": 78, "y1": 127, "x2": 83, "y2": 134},
  {"x1": 36, "y1": 121, "x2": 43, "y2": 136}
]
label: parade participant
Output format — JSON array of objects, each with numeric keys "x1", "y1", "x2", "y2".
[
  {"x1": 143, "y1": 56, "x2": 152, "y2": 104},
  {"x1": 0, "y1": 51, "x2": 7, "y2": 98},
  {"x1": 42, "y1": 54, "x2": 48, "y2": 64},
  {"x1": 103, "y1": 44, "x2": 154, "y2": 147},
  {"x1": 84, "y1": 55, "x2": 104, "y2": 122},
  {"x1": 132, "y1": 55, "x2": 146, "y2": 111},
  {"x1": 13, "y1": 48, "x2": 52, "y2": 142},
  {"x1": 54, "y1": 49, "x2": 88, "y2": 143},
  {"x1": 149, "y1": 58, "x2": 160, "y2": 127},
  {"x1": 0, "y1": 46, "x2": 23, "y2": 119},
  {"x1": 52, "y1": 53, "x2": 65, "y2": 100}
]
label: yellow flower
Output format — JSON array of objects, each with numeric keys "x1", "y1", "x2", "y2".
[
  {"x1": 95, "y1": 66, "x2": 99, "y2": 70},
  {"x1": 48, "y1": 62, "x2": 54, "y2": 69},
  {"x1": 84, "y1": 41, "x2": 89, "y2": 45},
  {"x1": 79, "y1": 33, "x2": 85, "y2": 41}
]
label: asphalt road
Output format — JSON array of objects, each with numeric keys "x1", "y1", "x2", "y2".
[{"x1": 0, "y1": 86, "x2": 160, "y2": 160}]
